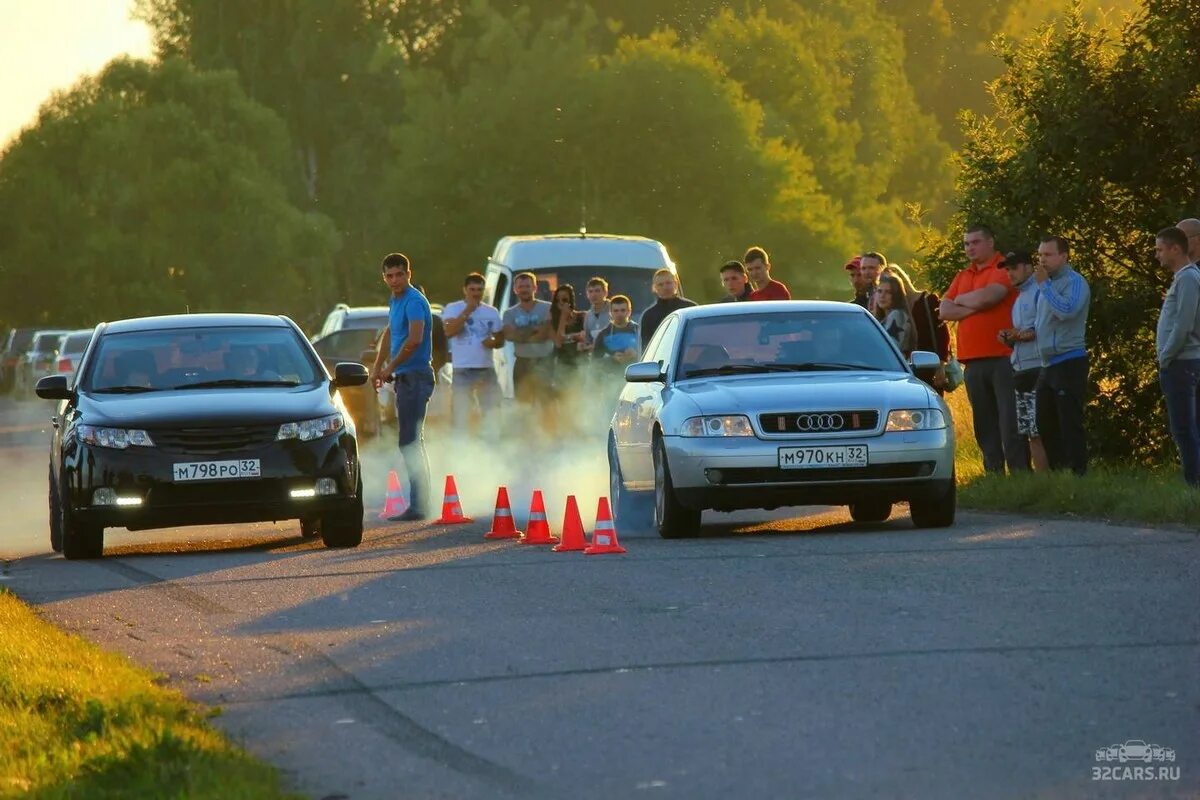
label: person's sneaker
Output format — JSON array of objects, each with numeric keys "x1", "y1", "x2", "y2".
[{"x1": 388, "y1": 508, "x2": 427, "y2": 522}]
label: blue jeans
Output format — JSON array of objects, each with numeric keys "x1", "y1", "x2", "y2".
[
  {"x1": 450, "y1": 367, "x2": 500, "y2": 432},
  {"x1": 1160, "y1": 358, "x2": 1200, "y2": 487},
  {"x1": 394, "y1": 368, "x2": 435, "y2": 513}
]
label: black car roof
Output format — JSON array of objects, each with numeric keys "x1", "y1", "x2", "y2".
[{"x1": 101, "y1": 313, "x2": 294, "y2": 335}]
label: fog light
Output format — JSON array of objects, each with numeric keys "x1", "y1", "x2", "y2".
[
  {"x1": 315, "y1": 478, "x2": 337, "y2": 496},
  {"x1": 92, "y1": 488, "x2": 117, "y2": 506},
  {"x1": 705, "y1": 469, "x2": 725, "y2": 485},
  {"x1": 290, "y1": 487, "x2": 317, "y2": 499},
  {"x1": 115, "y1": 496, "x2": 143, "y2": 507}
]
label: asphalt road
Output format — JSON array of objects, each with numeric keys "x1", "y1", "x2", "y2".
[{"x1": 2, "y1": 398, "x2": 1197, "y2": 799}]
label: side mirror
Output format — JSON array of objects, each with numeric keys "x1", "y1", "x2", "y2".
[
  {"x1": 333, "y1": 362, "x2": 370, "y2": 387},
  {"x1": 624, "y1": 361, "x2": 664, "y2": 383},
  {"x1": 909, "y1": 350, "x2": 941, "y2": 382},
  {"x1": 36, "y1": 375, "x2": 72, "y2": 400}
]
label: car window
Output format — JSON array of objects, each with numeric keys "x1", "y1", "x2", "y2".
[
  {"x1": 528, "y1": 266, "x2": 663, "y2": 317},
  {"x1": 84, "y1": 326, "x2": 320, "y2": 391},
  {"x1": 342, "y1": 313, "x2": 389, "y2": 331},
  {"x1": 646, "y1": 317, "x2": 679, "y2": 365},
  {"x1": 31, "y1": 332, "x2": 68, "y2": 352},
  {"x1": 677, "y1": 311, "x2": 905, "y2": 378},
  {"x1": 311, "y1": 329, "x2": 377, "y2": 361}
]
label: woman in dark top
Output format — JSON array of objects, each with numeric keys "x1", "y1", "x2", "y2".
[{"x1": 550, "y1": 284, "x2": 585, "y2": 386}]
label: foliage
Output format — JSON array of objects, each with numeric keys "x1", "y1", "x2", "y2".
[
  {"x1": 920, "y1": 0, "x2": 1200, "y2": 464},
  {"x1": 946, "y1": 389, "x2": 1200, "y2": 527},
  {"x1": 0, "y1": 590, "x2": 300, "y2": 798},
  {"x1": 0, "y1": 58, "x2": 339, "y2": 327}
]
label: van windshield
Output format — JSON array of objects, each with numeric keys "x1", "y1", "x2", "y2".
[{"x1": 524, "y1": 266, "x2": 668, "y2": 319}]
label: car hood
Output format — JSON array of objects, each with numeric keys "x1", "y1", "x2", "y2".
[
  {"x1": 675, "y1": 371, "x2": 935, "y2": 414},
  {"x1": 79, "y1": 386, "x2": 335, "y2": 428}
]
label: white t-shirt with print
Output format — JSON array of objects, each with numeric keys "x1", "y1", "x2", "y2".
[{"x1": 443, "y1": 300, "x2": 502, "y2": 369}]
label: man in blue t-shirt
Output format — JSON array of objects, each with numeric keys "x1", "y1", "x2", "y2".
[
  {"x1": 370, "y1": 252, "x2": 434, "y2": 521},
  {"x1": 591, "y1": 295, "x2": 641, "y2": 379}
]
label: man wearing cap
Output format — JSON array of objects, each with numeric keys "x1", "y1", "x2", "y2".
[
  {"x1": 1032, "y1": 235, "x2": 1091, "y2": 476},
  {"x1": 998, "y1": 251, "x2": 1048, "y2": 471},
  {"x1": 845, "y1": 256, "x2": 869, "y2": 308},
  {"x1": 940, "y1": 224, "x2": 1028, "y2": 474}
]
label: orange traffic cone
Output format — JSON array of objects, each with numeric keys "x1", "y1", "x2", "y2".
[
  {"x1": 434, "y1": 475, "x2": 472, "y2": 525},
  {"x1": 378, "y1": 470, "x2": 408, "y2": 520},
  {"x1": 584, "y1": 497, "x2": 626, "y2": 555},
  {"x1": 484, "y1": 487, "x2": 522, "y2": 540},
  {"x1": 552, "y1": 495, "x2": 587, "y2": 552},
  {"x1": 519, "y1": 490, "x2": 558, "y2": 545}
]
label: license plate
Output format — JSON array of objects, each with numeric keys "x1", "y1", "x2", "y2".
[
  {"x1": 778, "y1": 445, "x2": 868, "y2": 469},
  {"x1": 172, "y1": 459, "x2": 261, "y2": 482}
]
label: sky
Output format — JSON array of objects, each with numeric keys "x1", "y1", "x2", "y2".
[{"x1": 0, "y1": 0, "x2": 154, "y2": 148}]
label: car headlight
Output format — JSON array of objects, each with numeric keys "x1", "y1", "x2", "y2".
[
  {"x1": 277, "y1": 413, "x2": 345, "y2": 442},
  {"x1": 681, "y1": 415, "x2": 755, "y2": 437},
  {"x1": 77, "y1": 425, "x2": 155, "y2": 449},
  {"x1": 885, "y1": 408, "x2": 946, "y2": 432}
]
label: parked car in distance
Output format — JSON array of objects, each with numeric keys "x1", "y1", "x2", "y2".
[
  {"x1": 310, "y1": 327, "x2": 382, "y2": 438},
  {"x1": 608, "y1": 301, "x2": 956, "y2": 538},
  {"x1": 52, "y1": 329, "x2": 97, "y2": 384},
  {"x1": 36, "y1": 313, "x2": 368, "y2": 558},
  {"x1": 14, "y1": 329, "x2": 71, "y2": 396},
  {"x1": 2, "y1": 327, "x2": 40, "y2": 393},
  {"x1": 482, "y1": 233, "x2": 678, "y2": 398}
]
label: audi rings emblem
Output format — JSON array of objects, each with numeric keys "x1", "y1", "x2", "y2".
[{"x1": 795, "y1": 413, "x2": 844, "y2": 431}]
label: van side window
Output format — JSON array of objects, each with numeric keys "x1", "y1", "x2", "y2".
[{"x1": 494, "y1": 274, "x2": 509, "y2": 310}]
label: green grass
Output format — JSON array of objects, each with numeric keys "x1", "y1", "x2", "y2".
[
  {"x1": 944, "y1": 390, "x2": 1200, "y2": 529},
  {"x1": 0, "y1": 590, "x2": 301, "y2": 800}
]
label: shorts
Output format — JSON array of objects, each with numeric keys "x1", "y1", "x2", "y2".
[{"x1": 1013, "y1": 368, "x2": 1040, "y2": 438}]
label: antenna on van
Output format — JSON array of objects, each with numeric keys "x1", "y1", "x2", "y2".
[{"x1": 579, "y1": 166, "x2": 587, "y2": 238}]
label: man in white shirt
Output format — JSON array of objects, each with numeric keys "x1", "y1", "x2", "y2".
[{"x1": 442, "y1": 272, "x2": 503, "y2": 434}]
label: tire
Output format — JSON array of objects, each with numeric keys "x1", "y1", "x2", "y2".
[
  {"x1": 849, "y1": 499, "x2": 892, "y2": 523},
  {"x1": 653, "y1": 438, "x2": 701, "y2": 539},
  {"x1": 320, "y1": 477, "x2": 364, "y2": 548},
  {"x1": 48, "y1": 466, "x2": 63, "y2": 553},
  {"x1": 608, "y1": 434, "x2": 650, "y2": 531},
  {"x1": 59, "y1": 476, "x2": 104, "y2": 560},
  {"x1": 300, "y1": 516, "x2": 322, "y2": 539},
  {"x1": 909, "y1": 476, "x2": 956, "y2": 528}
]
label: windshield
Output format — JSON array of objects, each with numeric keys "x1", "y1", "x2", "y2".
[
  {"x1": 676, "y1": 311, "x2": 906, "y2": 378},
  {"x1": 61, "y1": 332, "x2": 94, "y2": 354},
  {"x1": 31, "y1": 331, "x2": 69, "y2": 352},
  {"x1": 6, "y1": 329, "x2": 37, "y2": 353},
  {"x1": 526, "y1": 266, "x2": 669, "y2": 320},
  {"x1": 83, "y1": 326, "x2": 320, "y2": 392}
]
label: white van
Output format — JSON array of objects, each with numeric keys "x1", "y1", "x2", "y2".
[{"x1": 482, "y1": 233, "x2": 677, "y2": 398}]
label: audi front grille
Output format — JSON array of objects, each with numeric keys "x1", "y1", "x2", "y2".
[{"x1": 758, "y1": 410, "x2": 880, "y2": 434}]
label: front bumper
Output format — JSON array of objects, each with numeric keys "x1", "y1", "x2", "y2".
[
  {"x1": 663, "y1": 428, "x2": 954, "y2": 510},
  {"x1": 62, "y1": 432, "x2": 360, "y2": 531}
]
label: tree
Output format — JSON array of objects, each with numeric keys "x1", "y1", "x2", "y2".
[
  {"x1": 918, "y1": 0, "x2": 1200, "y2": 464},
  {"x1": 379, "y1": 4, "x2": 858, "y2": 303},
  {"x1": 135, "y1": 0, "x2": 411, "y2": 299},
  {"x1": 0, "y1": 58, "x2": 339, "y2": 326}
]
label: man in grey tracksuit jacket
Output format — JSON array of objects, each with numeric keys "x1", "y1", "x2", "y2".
[
  {"x1": 1155, "y1": 226, "x2": 1200, "y2": 487},
  {"x1": 1033, "y1": 237, "x2": 1091, "y2": 475}
]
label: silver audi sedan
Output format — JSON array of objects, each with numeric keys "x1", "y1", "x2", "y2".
[{"x1": 608, "y1": 301, "x2": 956, "y2": 538}]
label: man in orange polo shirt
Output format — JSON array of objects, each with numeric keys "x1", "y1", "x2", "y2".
[{"x1": 940, "y1": 224, "x2": 1029, "y2": 474}]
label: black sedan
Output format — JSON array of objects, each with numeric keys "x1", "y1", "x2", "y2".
[{"x1": 36, "y1": 313, "x2": 369, "y2": 558}]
